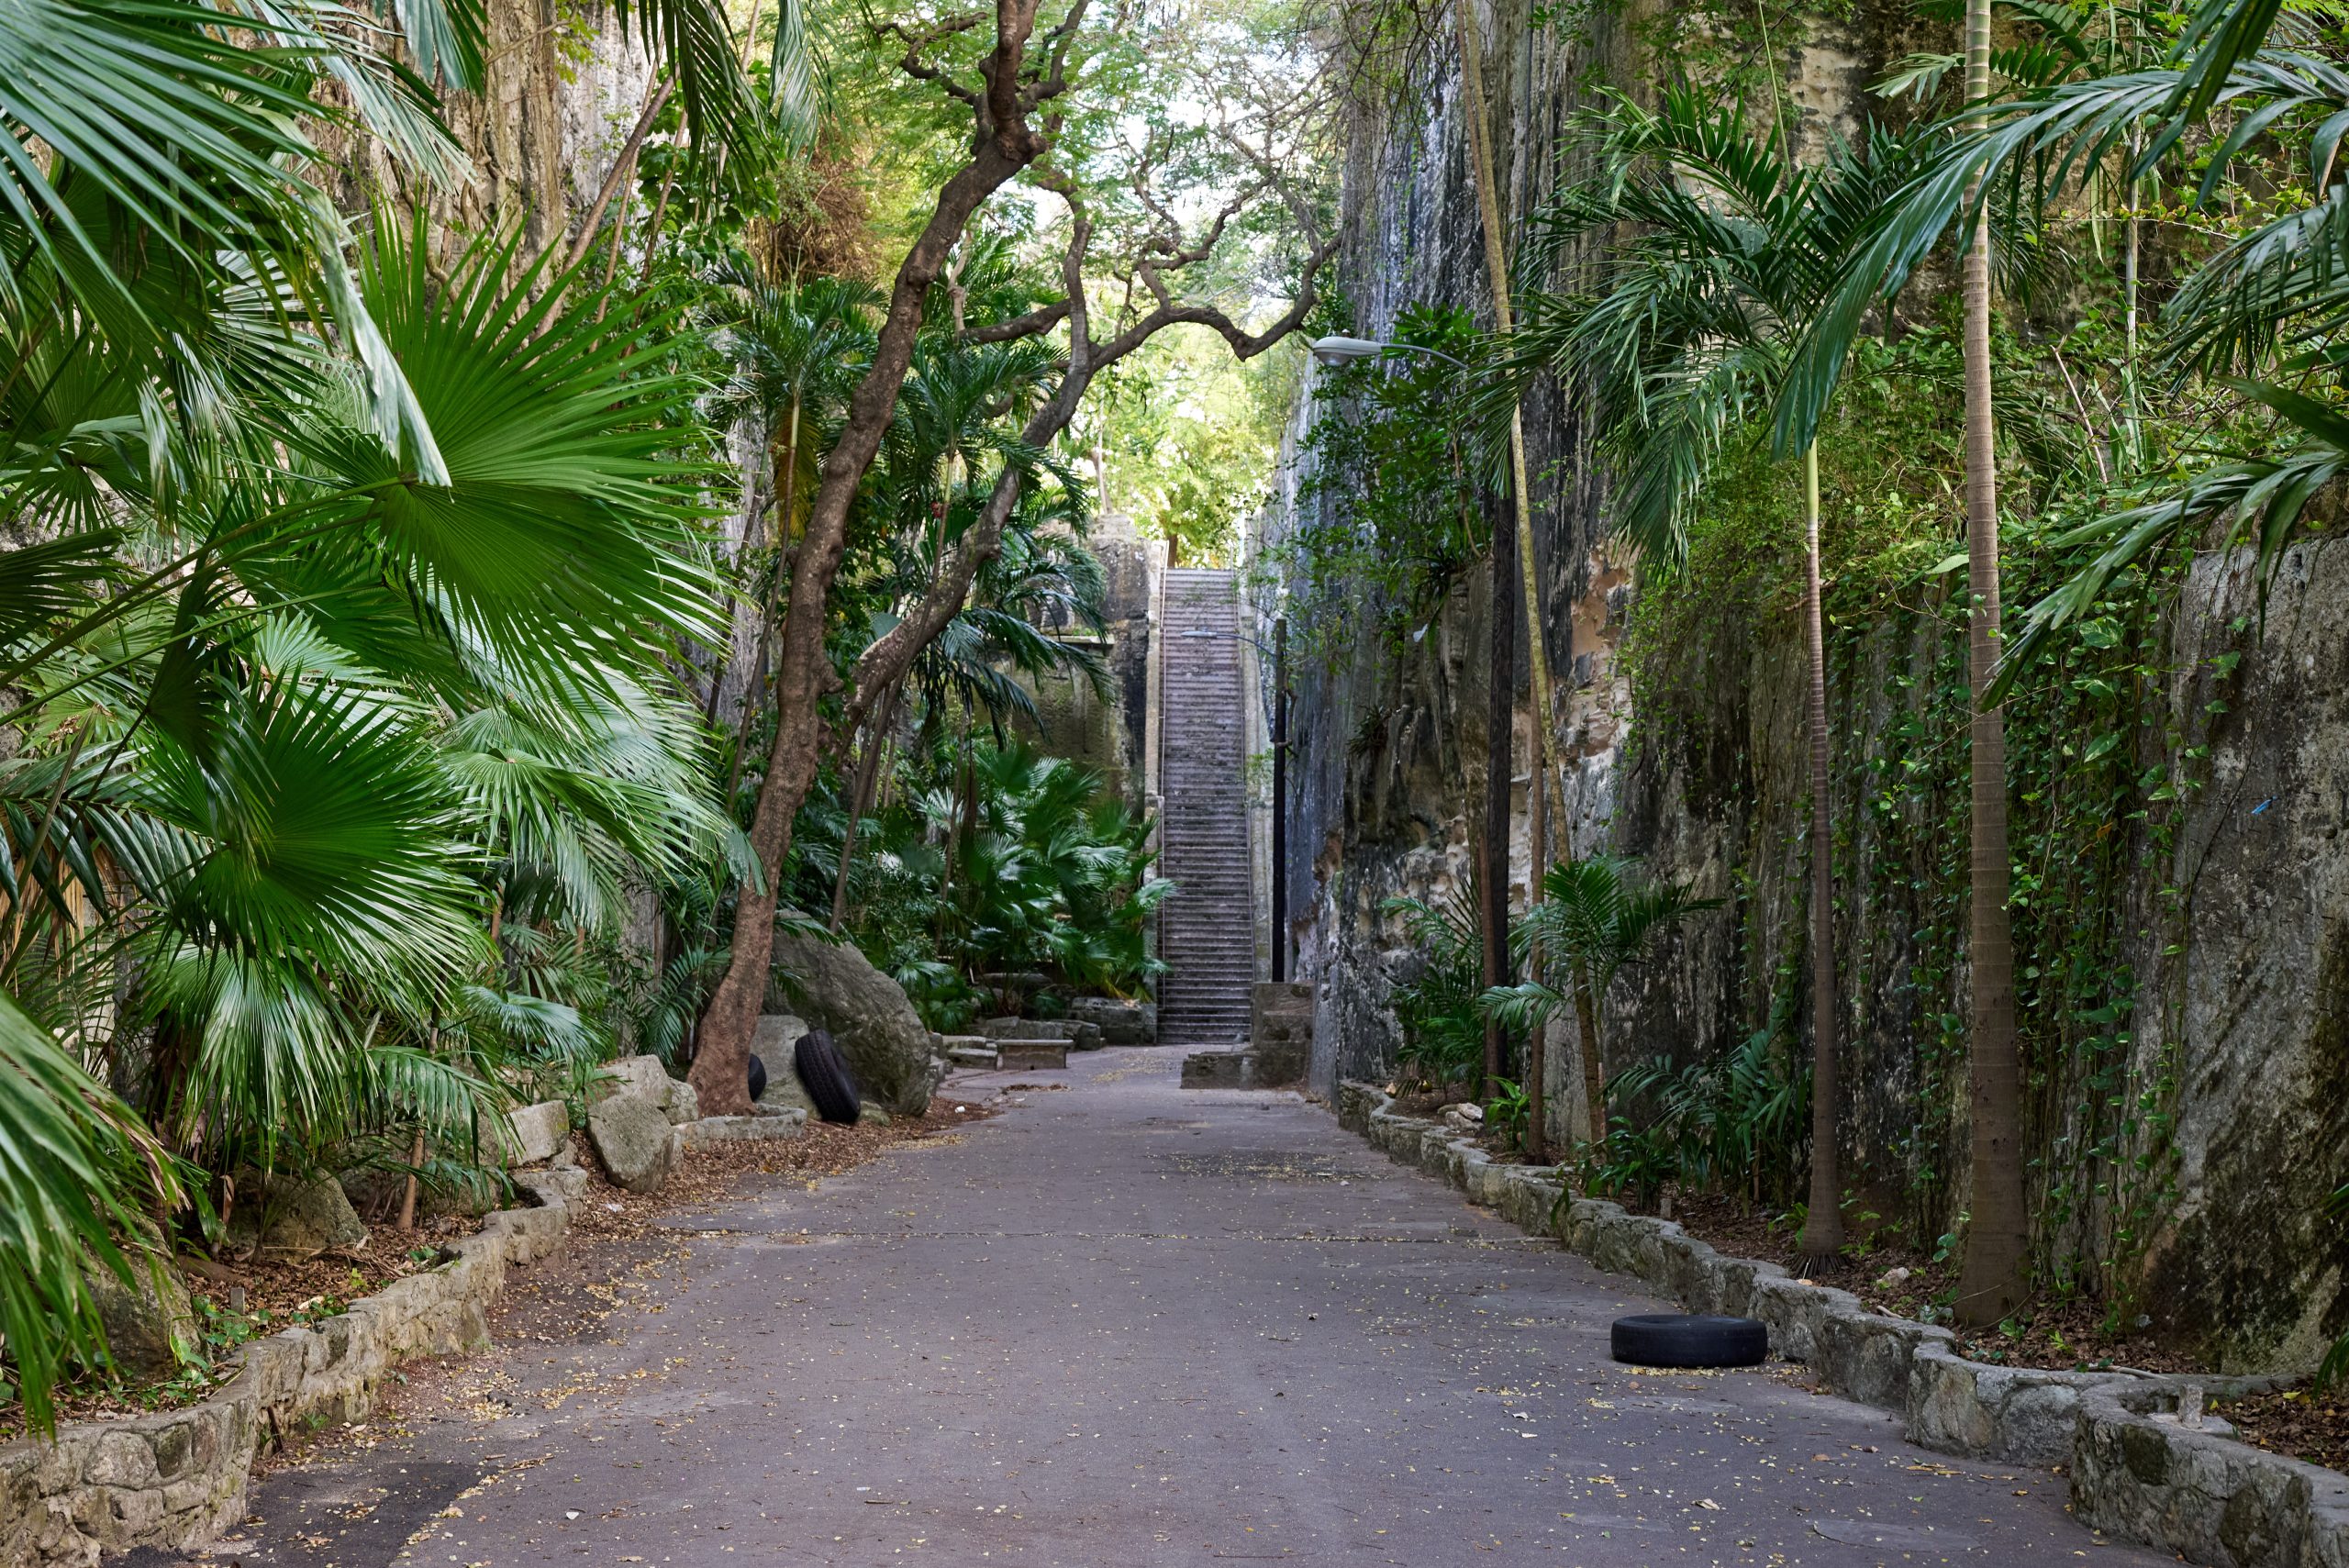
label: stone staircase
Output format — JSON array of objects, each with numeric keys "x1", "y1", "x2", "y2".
[{"x1": 1157, "y1": 569, "x2": 1255, "y2": 1049}]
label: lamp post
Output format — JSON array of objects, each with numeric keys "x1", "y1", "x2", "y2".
[{"x1": 1181, "y1": 619, "x2": 1289, "y2": 982}]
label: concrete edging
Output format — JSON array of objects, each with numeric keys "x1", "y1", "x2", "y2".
[
  {"x1": 0, "y1": 1096, "x2": 800, "y2": 1568},
  {"x1": 1335, "y1": 1079, "x2": 2341, "y2": 1568}
]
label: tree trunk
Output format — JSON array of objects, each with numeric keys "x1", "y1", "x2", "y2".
[
  {"x1": 829, "y1": 678, "x2": 902, "y2": 931},
  {"x1": 1572, "y1": 957, "x2": 1602, "y2": 1150},
  {"x1": 1796, "y1": 441, "x2": 1845, "y2": 1268},
  {"x1": 1455, "y1": 0, "x2": 1553, "y2": 1163},
  {"x1": 1481, "y1": 505, "x2": 1517, "y2": 1104},
  {"x1": 687, "y1": 33, "x2": 1056, "y2": 1115},
  {"x1": 1954, "y1": 0, "x2": 2029, "y2": 1326}
]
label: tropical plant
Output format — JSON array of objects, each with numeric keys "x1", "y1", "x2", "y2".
[
  {"x1": 1602, "y1": 1020, "x2": 1810, "y2": 1210},
  {"x1": 1383, "y1": 884, "x2": 1488, "y2": 1094},
  {"x1": 1479, "y1": 854, "x2": 1720, "y2": 1157},
  {"x1": 1514, "y1": 95, "x2": 1912, "y2": 1261}
]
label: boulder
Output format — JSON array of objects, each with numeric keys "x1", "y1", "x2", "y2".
[
  {"x1": 751, "y1": 1015, "x2": 819, "y2": 1117},
  {"x1": 87, "y1": 1244, "x2": 197, "y2": 1381},
  {"x1": 662, "y1": 1078, "x2": 700, "y2": 1126},
  {"x1": 765, "y1": 929, "x2": 945, "y2": 1117},
  {"x1": 228, "y1": 1172, "x2": 369, "y2": 1262},
  {"x1": 1064, "y1": 996, "x2": 1156, "y2": 1045},
  {"x1": 504, "y1": 1100, "x2": 570, "y2": 1164},
  {"x1": 588, "y1": 1095, "x2": 676, "y2": 1193},
  {"x1": 596, "y1": 1053, "x2": 673, "y2": 1105}
]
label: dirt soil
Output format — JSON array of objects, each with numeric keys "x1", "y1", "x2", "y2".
[{"x1": 2225, "y1": 1385, "x2": 2349, "y2": 1473}]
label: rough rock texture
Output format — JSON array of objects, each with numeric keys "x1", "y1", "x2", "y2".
[
  {"x1": 501, "y1": 1101, "x2": 570, "y2": 1165},
  {"x1": 586, "y1": 1095, "x2": 678, "y2": 1193},
  {"x1": 766, "y1": 929, "x2": 944, "y2": 1117},
  {"x1": 677, "y1": 1109, "x2": 807, "y2": 1146},
  {"x1": 596, "y1": 1054, "x2": 674, "y2": 1105},
  {"x1": 1063, "y1": 996, "x2": 1156, "y2": 1045},
  {"x1": 1258, "y1": 0, "x2": 2349, "y2": 1371},
  {"x1": 981, "y1": 1017, "x2": 1103, "y2": 1051},
  {"x1": 0, "y1": 1173, "x2": 572, "y2": 1567},
  {"x1": 662, "y1": 1079, "x2": 700, "y2": 1126},
  {"x1": 228, "y1": 1173, "x2": 369, "y2": 1263},
  {"x1": 86, "y1": 1251, "x2": 197, "y2": 1382}
]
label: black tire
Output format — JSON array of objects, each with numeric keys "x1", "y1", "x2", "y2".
[
  {"x1": 794, "y1": 1029, "x2": 862, "y2": 1124},
  {"x1": 746, "y1": 1053, "x2": 768, "y2": 1103},
  {"x1": 1609, "y1": 1313, "x2": 1768, "y2": 1369}
]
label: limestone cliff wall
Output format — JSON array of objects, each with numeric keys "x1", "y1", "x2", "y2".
[{"x1": 1256, "y1": 0, "x2": 2349, "y2": 1369}]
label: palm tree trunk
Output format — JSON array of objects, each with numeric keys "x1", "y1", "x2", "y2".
[
  {"x1": 1955, "y1": 0, "x2": 2029, "y2": 1326},
  {"x1": 1456, "y1": 0, "x2": 1554, "y2": 1162},
  {"x1": 1796, "y1": 441, "x2": 1844, "y2": 1268},
  {"x1": 1572, "y1": 957, "x2": 1603, "y2": 1150},
  {"x1": 829, "y1": 678, "x2": 902, "y2": 931},
  {"x1": 1482, "y1": 500, "x2": 1517, "y2": 1104}
]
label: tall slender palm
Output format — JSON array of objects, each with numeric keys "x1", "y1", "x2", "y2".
[
  {"x1": 1766, "y1": 0, "x2": 2320, "y2": 1323},
  {"x1": 1953, "y1": 0, "x2": 2031, "y2": 1328},
  {"x1": 1514, "y1": 92, "x2": 1910, "y2": 1260}
]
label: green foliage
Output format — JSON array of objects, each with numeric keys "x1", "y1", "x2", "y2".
[
  {"x1": 1381, "y1": 885, "x2": 1489, "y2": 1093},
  {"x1": 1284, "y1": 303, "x2": 1491, "y2": 650},
  {"x1": 1595, "y1": 1022, "x2": 1810, "y2": 1207}
]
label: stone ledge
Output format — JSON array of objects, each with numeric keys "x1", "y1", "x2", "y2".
[
  {"x1": 0, "y1": 1169, "x2": 579, "y2": 1567},
  {"x1": 678, "y1": 1108, "x2": 809, "y2": 1146},
  {"x1": 1333, "y1": 1080, "x2": 2336, "y2": 1568}
]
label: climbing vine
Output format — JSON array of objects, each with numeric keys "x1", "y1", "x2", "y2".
[{"x1": 1619, "y1": 309, "x2": 2232, "y2": 1316}]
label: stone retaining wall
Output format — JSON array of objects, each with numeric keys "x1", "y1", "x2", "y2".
[
  {"x1": 1336, "y1": 1080, "x2": 2344, "y2": 1568},
  {"x1": 0, "y1": 1171, "x2": 572, "y2": 1567}
]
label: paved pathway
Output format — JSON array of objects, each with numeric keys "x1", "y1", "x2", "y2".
[{"x1": 211, "y1": 1051, "x2": 2162, "y2": 1567}]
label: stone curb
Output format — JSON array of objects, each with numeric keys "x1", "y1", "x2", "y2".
[
  {"x1": 1335, "y1": 1080, "x2": 2338, "y2": 1568},
  {"x1": 0, "y1": 1103, "x2": 770, "y2": 1568}
]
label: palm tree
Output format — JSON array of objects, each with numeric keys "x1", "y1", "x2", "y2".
[
  {"x1": 0, "y1": 2, "x2": 740, "y2": 1403},
  {"x1": 1953, "y1": 0, "x2": 2031, "y2": 1330},
  {"x1": 1513, "y1": 91, "x2": 1912, "y2": 1262},
  {"x1": 1480, "y1": 854, "x2": 1719, "y2": 1151},
  {"x1": 1767, "y1": 0, "x2": 2313, "y2": 1324}
]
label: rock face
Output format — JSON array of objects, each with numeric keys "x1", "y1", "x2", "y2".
[
  {"x1": 596, "y1": 1053, "x2": 673, "y2": 1104},
  {"x1": 1064, "y1": 996, "x2": 1156, "y2": 1045},
  {"x1": 87, "y1": 1247, "x2": 197, "y2": 1380},
  {"x1": 981, "y1": 1017, "x2": 1103, "y2": 1051},
  {"x1": 766, "y1": 929, "x2": 944, "y2": 1117},
  {"x1": 502, "y1": 1101, "x2": 570, "y2": 1165},
  {"x1": 587, "y1": 1095, "x2": 678, "y2": 1193},
  {"x1": 228, "y1": 1173, "x2": 369, "y2": 1262}
]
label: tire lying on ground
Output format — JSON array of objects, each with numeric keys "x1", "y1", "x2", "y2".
[
  {"x1": 747, "y1": 1053, "x2": 768, "y2": 1103},
  {"x1": 794, "y1": 1028, "x2": 862, "y2": 1124},
  {"x1": 1609, "y1": 1313, "x2": 1768, "y2": 1369}
]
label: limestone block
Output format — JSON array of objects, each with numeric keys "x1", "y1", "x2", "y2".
[
  {"x1": 662, "y1": 1078, "x2": 700, "y2": 1126},
  {"x1": 505, "y1": 1101, "x2": 570, "y2": 1164},
  {"x1": 228, "y1": 1173, "x2": 368, "y2": 1263},
  {"x1": 766, "y1": 927, "x2": 945, "y2": 1116},
  {"x1": 595, "y1": 1054, "x2": 672, "y2": 1105},
  {"x1": 587, "y1": 1095, "x2": 675, "y2": 1192}
]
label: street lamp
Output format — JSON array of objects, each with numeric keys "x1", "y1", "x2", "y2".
[
  {"x1": 1306, "y1": 335, "x2": 1470, "y2": 373},
  {"x1": 1180, "y1": 618, "x2": 1290, "y2": 983}
]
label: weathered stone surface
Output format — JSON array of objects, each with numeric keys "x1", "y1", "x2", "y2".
[
  {"x1": 596, "y1": 1053, "x2": 673, "y2": 1105},
  {"x1": 505, "y1": 1100, "x2": 569, "y2": 1164},
  {"x1": 1, "y1": 1124, "x2": 586, "y2": 1567},
  {"x1": 586, "y1": 1095, "x2": 675, "y2": 1193},
  {"x1": 996, "y1": 1040, "x2": 1067, "y2": 1071},
  {"x1": 87, "y1": 1250, "x2": 196, "y2": 1381},
  {"x1": 1063, "y1": 996, "x2": 1156, "y2": 1045},
  {"x1": 228, "y1": 1173, "x2": 369, "y2": 1262},
  {"x1": 662, "y1": 1078, "x2": 700, "y2": 1126},
  {"x1": 980, "y1": 1017, "x2": 1103, "y2": 1051},
  {"x1": 766, "y1": 927, "x2": 945, "y2": 1116},
  {"x1": 678, "y1": 1110, "x2": 807, "y2": 1146}
]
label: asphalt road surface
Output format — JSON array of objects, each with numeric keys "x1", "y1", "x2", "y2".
[{"x1": 188, "y1": 1048, "x2": 2162, "y2": 1567}]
